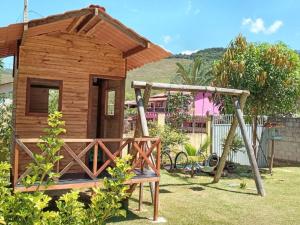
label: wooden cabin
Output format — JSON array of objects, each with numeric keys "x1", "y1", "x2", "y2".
[{"x1": 0, "y1": 5, "x2": 169, "y2": 220}]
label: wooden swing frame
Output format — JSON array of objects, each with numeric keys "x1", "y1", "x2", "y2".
[{"x1": 132, "y1": 81, "x2": 266, "y2": 197}]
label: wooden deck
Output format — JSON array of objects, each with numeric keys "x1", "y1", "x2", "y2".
[{"x1": 14, "y1": 169, "x2": 159, "y2": 192}]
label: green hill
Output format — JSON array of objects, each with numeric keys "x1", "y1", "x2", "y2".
[
  {"x1": 126, "y1": 58, "x2": 192, "y2": 100},
  {"x1": 126, "y1": 48, "x2": 226, "y2": 100}
]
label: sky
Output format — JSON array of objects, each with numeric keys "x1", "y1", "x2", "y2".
[{"x1": 1, "y1": 0, "x2": 300, "y2": 67}]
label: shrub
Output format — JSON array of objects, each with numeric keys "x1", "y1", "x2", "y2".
[
  {"x1": 0, "y1": 98, "x2": 13, "y2": 162},
  {"x1": 22, "y1": 111, "x2": 66, "y2": 190},
  {"x1": 0, "y1": 156, "x2": 134, "y2": 225},
  {"x1": 149, "y1": 123, "x2": 188, "y2": 150}
]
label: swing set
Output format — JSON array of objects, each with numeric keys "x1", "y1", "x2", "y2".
[
  {"x1": 132, "y1": 80, "x2": 266, "y2": 197},
  {"x1": 162, "y1": 90, "x2": 219, "y2": 174}
]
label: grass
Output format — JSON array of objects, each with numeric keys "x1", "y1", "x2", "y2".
[{"x1": 108, "y1": 167, "x2": 300, "y2": 225}]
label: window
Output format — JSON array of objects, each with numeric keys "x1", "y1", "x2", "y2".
[
  {"x1": 105, "y1": 90, "x2": 116, "y2": 116},
  {"x1": 26, "y1": 78, "x2": 62, "y2": 115}
]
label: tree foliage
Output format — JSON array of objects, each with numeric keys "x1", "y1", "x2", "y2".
[
  {"x1": 149, "y1": 123, "x2": 188, "y2": 150},
  {"x1": 175, "y1": 57, "x2": 214, "y2": 86},
  {"x1": 0, "y1": 99, "x2": 13, "y2": 162},
  {"x1": 213, "y1": 35, "x2": 300, "y2": 116},
  {"x1": 22, "y1": 112, "x2": 66, "y2": 190},
  {"x1": 166, "y1": 93, "x2": 192, "y2": 129}
]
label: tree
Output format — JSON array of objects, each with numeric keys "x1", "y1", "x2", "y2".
[
  {"x1": 213, "y1": 35, "x2": 300, "y2": 155},
  {"x1": 149, "y1": 122, "x2": 188, "y2": 150},
  {"x1": 175, "y1": 57, "x2": 214, "y2": 132},
  {"x1": 166, "y1": 92, "x2": 192, "y2": 130}
]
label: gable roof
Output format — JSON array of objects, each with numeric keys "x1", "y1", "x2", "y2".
[{"x1": 0, "y1": 5, "x2": 171, "y2": 71}]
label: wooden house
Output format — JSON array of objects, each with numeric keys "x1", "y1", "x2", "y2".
[{"x1": 0, "y1": 5, "x2": 170, "y2": 220}]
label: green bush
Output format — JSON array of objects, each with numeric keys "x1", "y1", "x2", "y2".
[
  {"x1": 0, "y1": 156, "x2": 134, "y2": 225},
  {"x1": 149, "y1": 123, "x2": 188, "y2": 150},
  {"x1": 22, "y1": 111, "x2": 66, "y2": 191},
  {"x1": 0, "y1": 99, "x2": 13, "y2": 162}
]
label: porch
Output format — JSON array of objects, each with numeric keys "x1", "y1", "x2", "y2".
[{"x1": 13, "y1": 137, "x2": 161, "y2": 192}]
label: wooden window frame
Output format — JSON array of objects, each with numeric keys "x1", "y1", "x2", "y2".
[
  {"x1": 104, "y1": 88, "x2": 117, "y2": 118},
  {"x1": 26, "y1": 78, "x2": 63, "y2": 117}
]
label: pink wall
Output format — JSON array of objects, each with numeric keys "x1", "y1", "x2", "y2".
[{"x1": 194, "y1": 92, "x2": 220, "y2": 116}]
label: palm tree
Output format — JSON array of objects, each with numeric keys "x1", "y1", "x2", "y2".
[{"x1": 175, "y1": 57, "x2": 213, "y2": 132}]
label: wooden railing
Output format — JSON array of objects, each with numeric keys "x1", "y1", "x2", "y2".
[{"x1": 13, "y1": 138, "x2": 161, "y2": 187}]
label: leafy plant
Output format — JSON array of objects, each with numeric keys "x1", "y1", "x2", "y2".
[
  {"x1": 88, "y1": 155, "x2": 134, "y2": 224},
  {"x1": 240, "y1": 180, "x2": 247, "y2": 189},
  {"x1": 0, "y1": 99, "x2": 13, "y2": 162},
  {"x1": 149, "y1": 123, "x2": 188, "y2": 150},
  {"x1": 166, "y1": 93, "x2": 192, "y2": 130},
  {"x1": 56, "y1": 191, "x2": 87, "y2": 225},
  {"x1": 0, "y1": 156, "x2": 134, "y2": 225},
  {"x1": 175, "y1": 57, "x2": 213, "y2": 87},
  {"x1": 48, "y1": 89, "x2": 59, "y2": 114},
  {"x1": 221, "y1": 134, "x2": 245, "y2": 162},
  {"x1": 22, "y1": 111, "x2": 66, "y2": 191},
  {"x1": 184, "y1": 143, "x2": 201, "y2": 178}
]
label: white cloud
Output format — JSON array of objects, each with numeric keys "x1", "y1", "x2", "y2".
[
  {"x1": 266, "y1": 20, "x2": 283, "y2": 34},
  {"x1": 186, "y1": 0, "x2": 192, "y2": 14},
  {"x1": 163, "y1": 35, "x2": 172, "y2": 44},
  {"x1": 242, "y1": 18, "x2": 283, "y2": 34},
  {"x1": 185, "y1": 0, "x2": 200, "y2": 15},
  {"x1": 181, "y1": 49, "x2": 199, "y2": 55}
]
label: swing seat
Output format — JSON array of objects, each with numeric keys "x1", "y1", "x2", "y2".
[
  {"x1": 199, "y1": 165, "x2": 215, "y2": 173},
  {"x1": 199, "y1": 153, "x2": 219, "y2": 173}
]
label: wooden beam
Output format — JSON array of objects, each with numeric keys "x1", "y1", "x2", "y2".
[
  {"x1": 153, "y1": 181, "x2": 160, "y2": 221},
  {"x1": 123, "y1": 44, "x2": 150, "y2": 58},
  {"x1": 96, "y1": 12, "x2": 149, "y2": 47},
  {"x1": 213, "y1": 93, "x2": 248, "y2": 183},
  {"x1": 132, "y1": 81, "x2": 250, "y2": 96},
  {"x1": 77, "y1": 16, "x2": 100, "y2": 34},
  {"x1": 234, "y1": 98, "x2": 266, "y2": 197},
  {"x1": 66, "y1": 15, "x2": 88, "y2": 33},
  {"x1": 85, "y1": 19, "x2": 104, "y2": 36},
  {"x1": 135, "y1": 88, "x2": 150, "y2": 136},
  {"x1": 28, "y1": 8, "x2": 92, "y2": 28}
]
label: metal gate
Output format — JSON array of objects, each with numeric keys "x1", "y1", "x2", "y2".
[{"x1": 211, "y1": 115, "x2": 268, "y2": 168}]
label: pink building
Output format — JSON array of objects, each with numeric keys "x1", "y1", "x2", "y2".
[
  {"x1": 124, "y1": 91, "x2": 220, "y2": 133},
  {"x1": 194, "y1": 92, "x2": 220, "y2": 116}
]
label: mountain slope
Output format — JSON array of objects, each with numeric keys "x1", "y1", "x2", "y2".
[
  {"x1": 126, "y1": 48, "x2": 226, "y2": 100},
  {"x1": 125, "y1": 58, "x2": 192, "y2": 99}
]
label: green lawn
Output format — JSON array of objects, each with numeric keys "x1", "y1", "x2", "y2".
[{"x1": 109, "y1": 167, "x2": 300, "y2": 225}]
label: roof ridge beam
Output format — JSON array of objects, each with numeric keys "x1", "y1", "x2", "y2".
[
  {"x1": 96, "y1": 11, "x2": 149, "y2": 48},
  {"x1": 28, "y1": 8, "x2": 93, "y2": 28}
]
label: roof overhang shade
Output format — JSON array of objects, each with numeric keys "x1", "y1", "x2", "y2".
[{"x1": 0, "y1": 6, "x2": 171, "y2": 71}]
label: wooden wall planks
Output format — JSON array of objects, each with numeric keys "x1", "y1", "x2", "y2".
[{"x1": 14, "y1": 32, "x2": 126, "y2": 174}]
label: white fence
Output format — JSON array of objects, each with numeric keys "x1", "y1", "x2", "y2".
[{"x1": 212, "y1": 115, "x2": 268, "y2": 168}]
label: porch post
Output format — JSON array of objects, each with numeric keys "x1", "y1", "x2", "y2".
[{"x1": 135, "y1": 86, "x2": 156, "y2": 203}]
